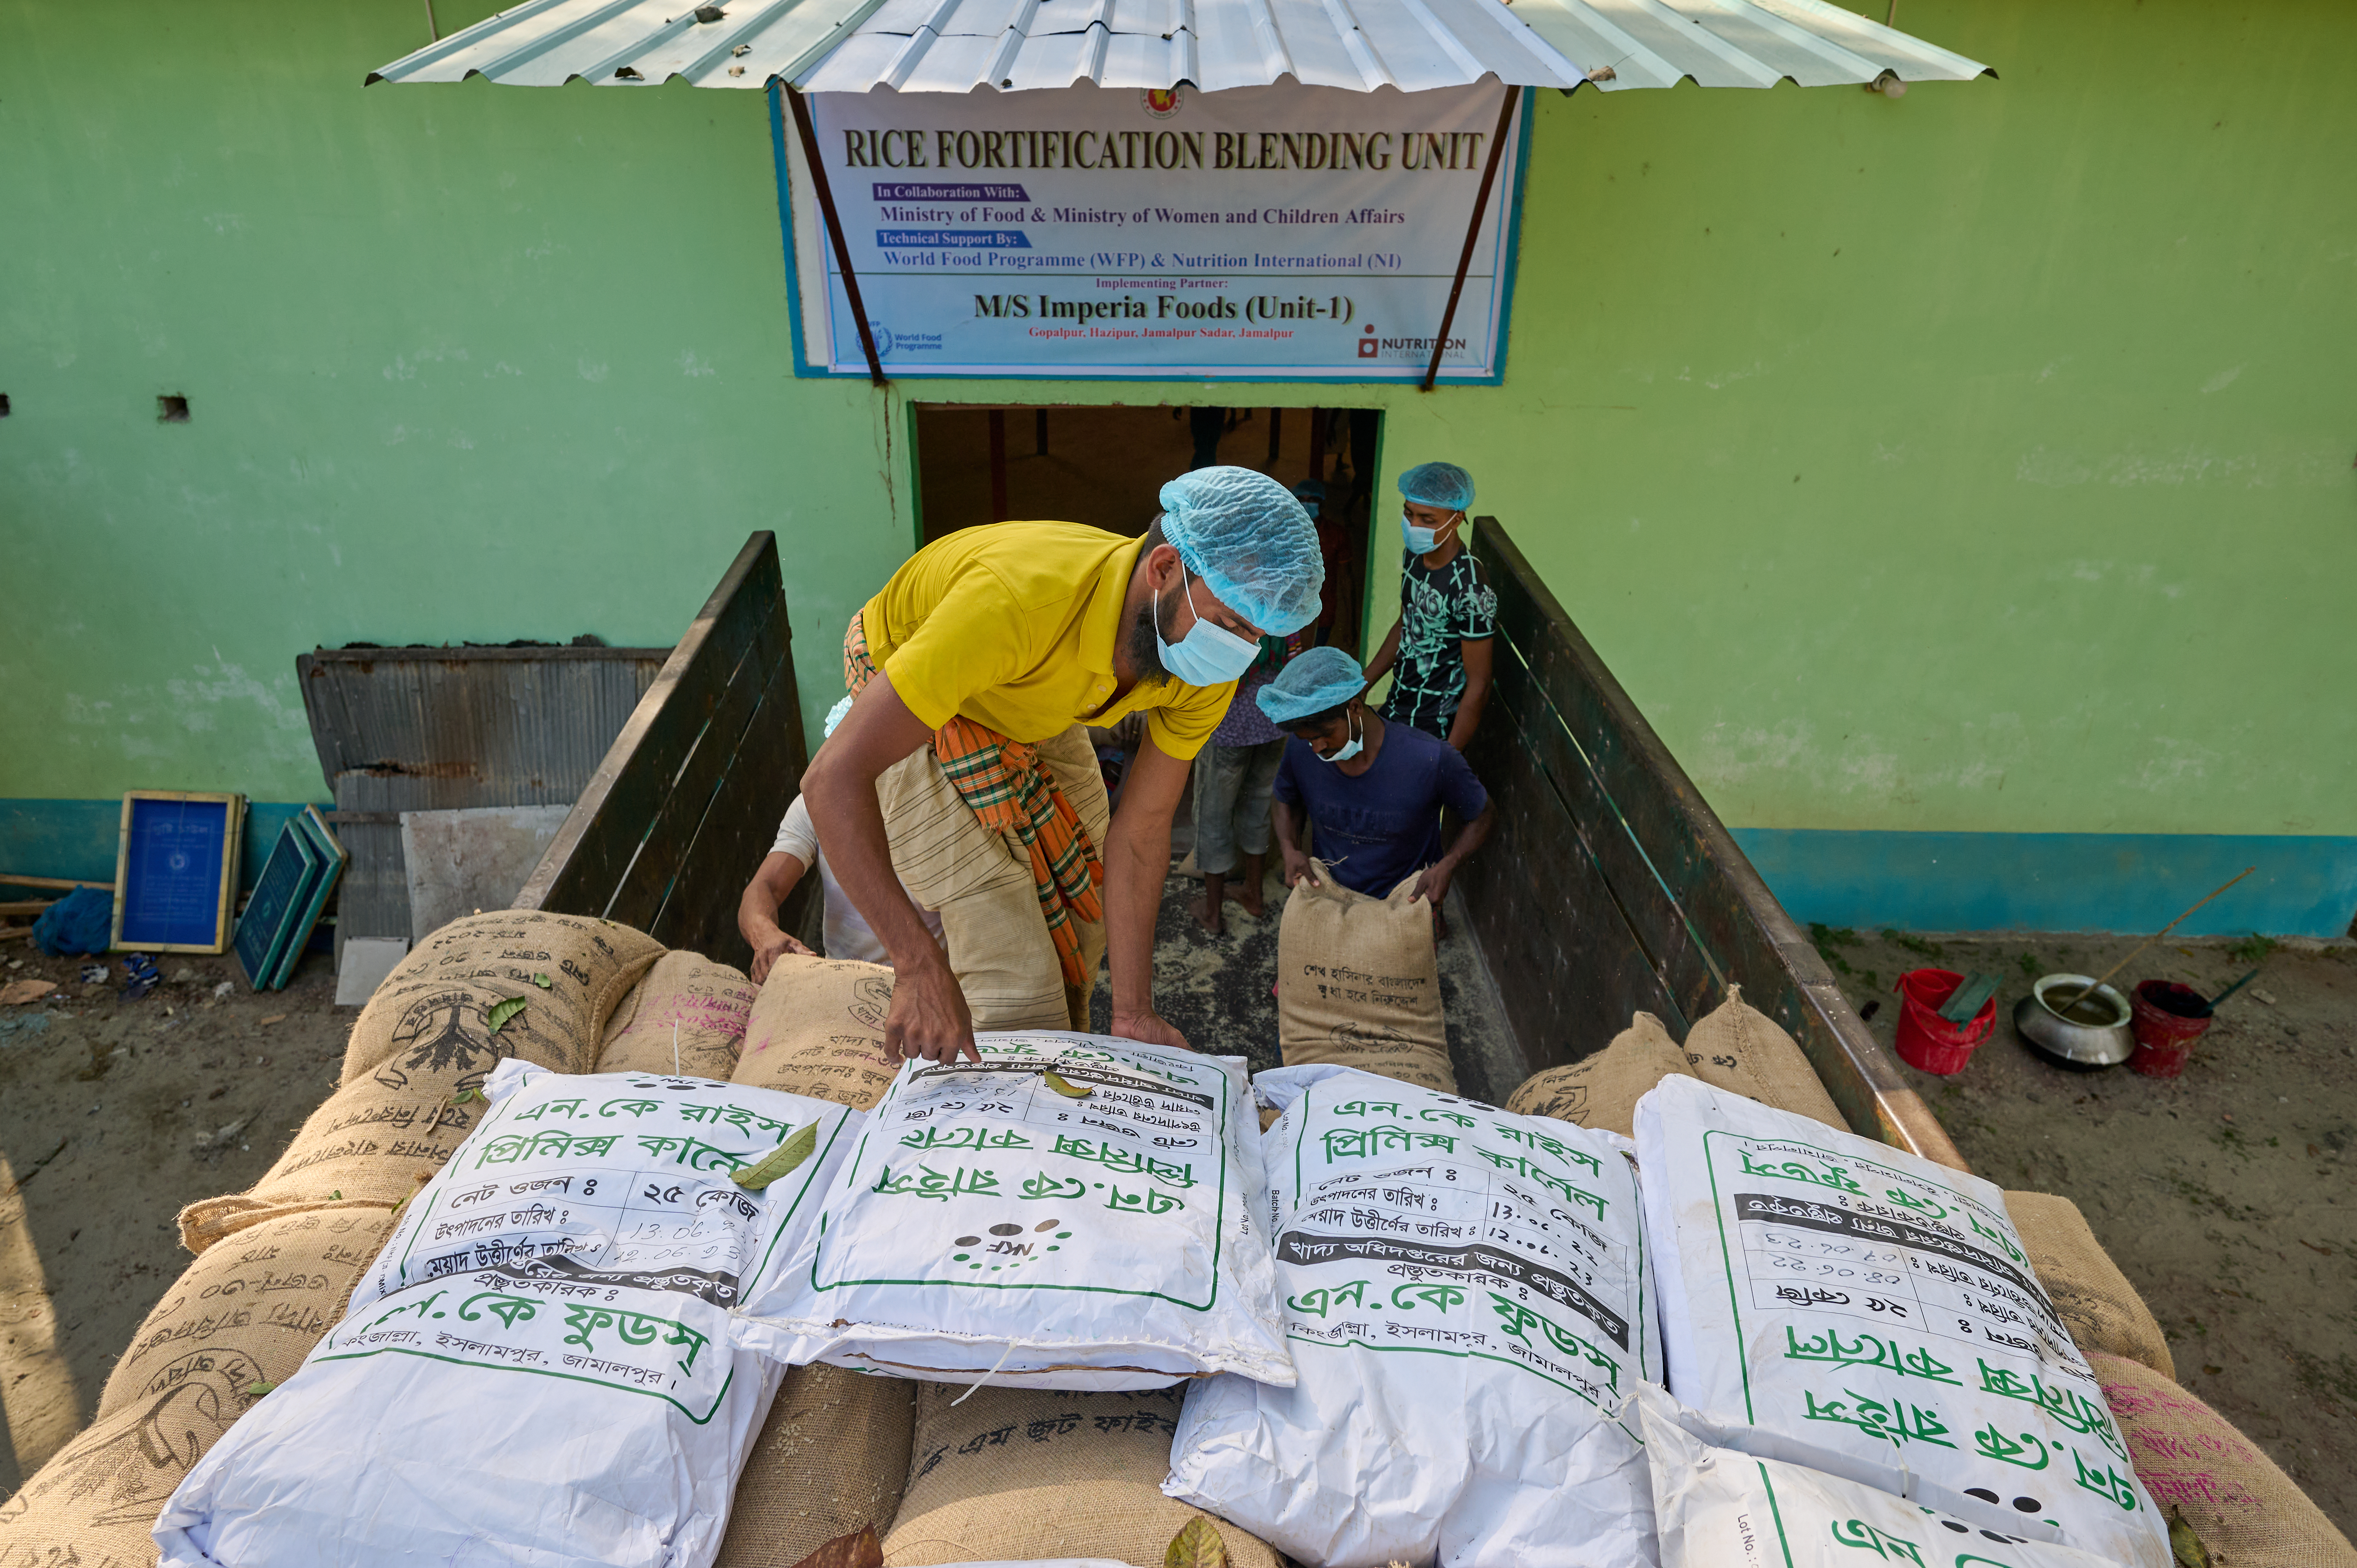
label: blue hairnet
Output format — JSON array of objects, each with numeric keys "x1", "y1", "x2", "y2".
[
  {"x1": 1256, "y1": 646, "x2": 1367, "y2": 726},
  {"x1": 1291, "y1": 479, "x2": 1326, "y2": 505},
  {"x1": 1157, "y1": 466, "x2": 1324, "y2": 636},
  {"x1": 1398, "y1": 461, "x2": 1475, "y2": 511}
]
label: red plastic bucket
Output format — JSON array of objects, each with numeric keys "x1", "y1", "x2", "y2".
[
  {"x1": 2128, "y1": 980, "x2": 2213, "y2": 1078},
  {"x1": 1894, "y1": 968, "x2": 1997, "y2": 1075}
]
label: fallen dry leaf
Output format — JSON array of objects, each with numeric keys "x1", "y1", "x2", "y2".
[
  {"x1": 259, "y1": 1013, "x2": 288, "y2": 1027},
  {"x1": 787, "y1": 1527, "x2": 882, "y2": 1568},
  {"x1": 1165, "y1": 1517, "x2": 1229, "y2": 1568},
  {"x1": 1, "y1": 979, "x2": 57, "y2": 1005}
]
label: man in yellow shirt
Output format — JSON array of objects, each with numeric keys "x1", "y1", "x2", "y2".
[{"x1": 806, "y1": 466, "x2": 1323, "y2": 1063}]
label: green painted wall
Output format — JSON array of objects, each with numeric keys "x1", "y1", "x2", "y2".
[{"x1": 4, "y1": 0, "x2": 2350, "y2": 844}]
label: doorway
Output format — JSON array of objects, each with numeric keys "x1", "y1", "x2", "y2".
[{"x1": 911, "y1": 403, "x2": 1382, "y2": 655}]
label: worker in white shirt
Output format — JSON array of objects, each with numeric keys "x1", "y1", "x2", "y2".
[{"x1": 738, "y1": 698, "x2": 945, "y2": 981}]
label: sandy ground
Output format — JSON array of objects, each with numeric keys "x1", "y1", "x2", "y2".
[
  {"x1": 1819, "y1": 926, "x2": 2357, "y2": 1536},
  {"x1": 0, "y1": 912, "x2": 2349, "y2": 1543}
]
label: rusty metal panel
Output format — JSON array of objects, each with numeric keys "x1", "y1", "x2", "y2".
[{"x1": 296, "y1": 646, "x2": 666, "y2": 952}]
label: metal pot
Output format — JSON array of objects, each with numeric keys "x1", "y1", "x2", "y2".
[{"x1": 2014, "y1": 974, "x2": 2135, "y2": 1070}]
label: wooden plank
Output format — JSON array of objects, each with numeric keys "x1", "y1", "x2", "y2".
[
  {"x1": 1487, "y1": 627, "x2": 1721, "y2": 1028},
  {"x1": 542, "y1": 581, "x2": 778, "y2": 913},
  {"x1": 1460, "y1": 702, "x2": 1681, "y2": 1081},
  {"x1": 603, "y1": 603, "x2": 790, "y2": 926},
  {"x1": 646, "y1": 634, "x2": 809, "y2": 965},
  {"x1": 519, "y1": 534, "x2": 781, "y2": 916},
  {"x1": 0, "y1": 876, "x2": 112, "y2": 892},
  {"x1": 1470, "y1": 519, "x2": 1965, "y2": 1170}
]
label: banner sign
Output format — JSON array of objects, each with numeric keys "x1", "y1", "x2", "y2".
[{"x1": 774, "y1": 82, "x2": 1529, "y2": 383}]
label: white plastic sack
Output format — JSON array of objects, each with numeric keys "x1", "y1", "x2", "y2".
[
  {"x1": 155, "y1": 1061, "x2": 862, "y2": 1568},
  {"x1": 746, "y1": 1032, "x2": 1292, "y2": 1392},
  {"x1": 1166, "y1": 1064, "x2": 1660, "y2": 1568},
  {"x1": 1637, "y1": 1383, "x2": 2126, "y2": 1568},
  {"x1": 1633, "y1": 1074, "x2": 2169, "y2": 1568}
]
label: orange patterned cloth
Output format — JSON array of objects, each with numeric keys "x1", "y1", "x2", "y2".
[{"x1": 844, "y1": 611, "x2": 1104, "y2": 987}]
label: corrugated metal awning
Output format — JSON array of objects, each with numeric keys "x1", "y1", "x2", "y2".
[{"x1": 368, "y1": 0, "x2": 1989, "y2": 97}]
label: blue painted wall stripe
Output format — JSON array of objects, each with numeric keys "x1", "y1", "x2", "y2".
[
  {"x1": 2, "y1": 799, "x2": 319, "y2": 896},
  {"x1": 1732, "y1": 829, "x2": 2357, "y2": 940}
]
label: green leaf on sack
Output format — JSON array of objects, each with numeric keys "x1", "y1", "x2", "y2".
[
  {"x1": 732, "y1": 1121, "x2": 819, "y2": 1190},
  {"x1": 246, "y1": 1380, "x2": 275, "y2": 1397},
  {"x1": 532, "y1": 972, "x2": 553, "y2": 989},
  {"x1": 2169, "y1": 1509, "x2": 2213, "y2": 1568},
  {"x1": 327, "y1": 1190, "x2": 342, "y2": 1201},
  {"x1": 488, "y1": 997, "x2": 527, "y2": 1034},
  {"x1": 1164, "y1": 1517, "x2": 1228, "y2": 1568},
  {"x1": 1043, "y1": 1070, "x2": 1093, "y2": 1099},
  {"x1": 452, "y1": 1087, "x2": 479, "y2": 1104}
]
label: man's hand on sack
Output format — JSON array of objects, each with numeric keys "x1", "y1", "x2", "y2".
[
  {"x1": 1280, "y1": 849, "x2": 1320, "y2": 889},
  {"x1": 888, "y1": 954, "x2": 980, "y2": 1064},
  {"x1": 1112, "y1": 1007, "x2": 1193, "y2": 1052},
  {"x1": 748, "y1": 929, "x2": 814, "y2": 985},
  {"x1": 1410, "y1": 860, "x2": 1457, "y2": 908}
]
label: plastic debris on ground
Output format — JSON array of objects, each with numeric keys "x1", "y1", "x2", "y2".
[{"x1": 120, "y1": 954, "x2": 158, "y2": 1000}]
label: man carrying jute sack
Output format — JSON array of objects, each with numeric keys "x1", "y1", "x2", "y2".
[{"x1": 806, "y1": 467, "x2": 1323, "y2": 1060}]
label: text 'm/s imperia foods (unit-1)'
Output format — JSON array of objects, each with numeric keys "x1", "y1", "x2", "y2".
[
  {"x1": 153, "y1": 1061, "x2": 862, "y2": 1567},
  {"x1": 742, "y1": 1032, "x2": 1292, "y2": 1392},
  {"x1": 1632, "y1": 1073, "x2": 2171, "y2": 1568},
  {"x1": 1166, "y1": 1064, "x2": 1660, "y2": 1568}
]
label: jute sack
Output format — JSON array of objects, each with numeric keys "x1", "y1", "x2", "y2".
[
  {"x1": 337, "y1": 910, "x2": 662, "y2": 1087},
  {"x1": 597, "y1": 950, "x2": 756, "y2": 1077},
  {"x1": 103, "y1": 1208, "x2": 395, "y2": 1419},
  {"x1": 1678, "y1": 982, "x2": 1845, "y2": 1129},
  {"x1": 734, "y1": 955, "x2": 901, "y2": 1111},
  {"x1": 2089, "y1": 1350, "x2": 2357, "y2": 1568},
  {"x1": 176, "y1": 1071, "x2": 482, "y2": 1252},
  {"x1": 881, "y1": 1383, "x2": 1280, "y2": 1568},
  {"x1": 1276, "y1": 862, "x2": 1453, "y2": 1093},
  {"x1": 1505, "y1": 1011, "x2": 1694, "y2": 1138},
  {"x1": 0, "y1": 1395, "x2": 206, "y2": 1564},
  {"x1": 2007, "y1": 1191, "x2": 2176, "y2": 1381},
  {"x1": 714, "y1": 1364, "x2": 918, "y2": 1567}
]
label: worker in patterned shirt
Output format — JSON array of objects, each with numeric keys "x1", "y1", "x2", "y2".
[{"x1": 1363, "y1": 461, "x2": 1496, "y2": 751}]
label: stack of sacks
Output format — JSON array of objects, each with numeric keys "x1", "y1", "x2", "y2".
[
  {"x1": 744, "y1": 1032, "x2": 1291, "y2": 1390},
  {"x1": 1634, "y1": 1074, "x2": 2171, "y2": 1568},
  {"x1": 1507, "y1": 987, "x2": 1843, "y2": 1141},
  {"x1": 1639, "y1": 1384, "x2": 2126, "y2": 1568},
  {"x1": 154, "y1": 1060, "x2": 860, "y2": 1564},
  {"x1": 733, "y1": 955, "x2": 902, "y2": 1111},
  {"x1": 1277, "y1": 863, "x2": 1455, "y2": 1092},
  {"x1": 1168, "y1": 1064, "x2": 1659, "y2": 1567},
  {"x1": 179, "y1": 910, "x2": 663, "y2": 1251},
  {"x1": 598, "y1": 951, "x2": 757, "y2": 1077},
  {"x1": 2089, "y1": 1352, "x2": 2357, "y2": 1567},
  {"x1": 0, "y1": 1211, "x2": 396, "y2": 1562},
  {"x1": 1506, "y1": 1012, "x2": 1694, "y2": 1137},
  {"x1": 2004, "y1": 1191, "x2": 2175, "y2": 1379},
  {"x1": 883, "y1": 1384, "x2": 1278, "y2": 1567},
  {"x1": 712, "y1": 1362, "x2": 917, "y2": 1568}
]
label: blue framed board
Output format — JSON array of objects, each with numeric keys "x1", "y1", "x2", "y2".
[
  {"x1": 112, "y1": 792, "x2": 244, "y2": 954},
  {"x1": 270, "y1": 807, "x2": 347, "y2": 990},
  {"x1": 234, "y1": 816, "x2": 324, "y2": 989}
]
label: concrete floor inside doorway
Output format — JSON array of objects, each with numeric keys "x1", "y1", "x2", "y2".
[{"x1": 0, "y1": 907, "x2": 2348, "y2": 1541}]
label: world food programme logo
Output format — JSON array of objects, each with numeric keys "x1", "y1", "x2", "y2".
[
  {"x1": 1141, "y1": 88, "x2": 1181, "y2": 118},
  {"x1": 866, "y1": 319, "x2": 894, "y2": 359}
]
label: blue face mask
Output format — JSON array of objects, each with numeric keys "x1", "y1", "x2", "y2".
[
  {"x1": 1401, "y1": 508, "x2": 1459, "y2": 555},
  {"x1": 1155, "y1": 566, "x2": 1261, "y2": 687},
  {"x1": 1319, "y1": 709, "x2": 1365, "y2": 764}
]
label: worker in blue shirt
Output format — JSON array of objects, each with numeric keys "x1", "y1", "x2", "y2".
[{"x1": 1259, "y1": 648, "x2": 1493, "y2": 920}]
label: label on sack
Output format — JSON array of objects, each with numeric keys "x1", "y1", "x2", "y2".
[
  {"x1": 1632, "y1": 1074, "x2": 2169, "y2": 1568},
  {"x1": 746, "y1": 1033, "x2": 1292, "y2": 1392},
  {"x1": 1636, "y1": 1383, "x2": 2125, "y2": 1568},
  {"x1": 1167, "y1": 1064, "x2": 1659, "y2": 1568},
  {"x1": 153, "y1": 1062, "x2": 864, "y2": 1566}
]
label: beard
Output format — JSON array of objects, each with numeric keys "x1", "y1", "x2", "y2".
[{"x1": 1126, "y1": 595, "x2": 1175, "y2": 687}]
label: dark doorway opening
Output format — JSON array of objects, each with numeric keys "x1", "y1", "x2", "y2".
[{"x1": 912, "y1": 403, "x2": 1382, "y2": 655}]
